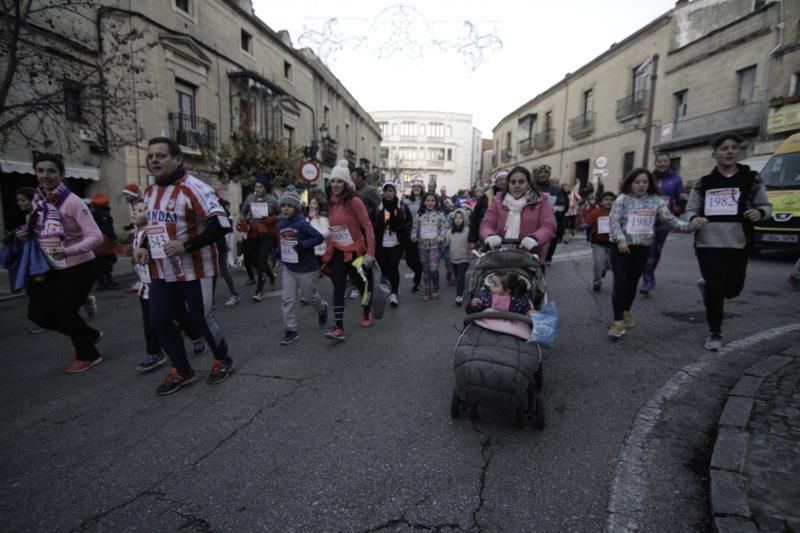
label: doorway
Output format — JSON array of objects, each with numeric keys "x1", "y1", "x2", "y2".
[{"x1": 574, "y1": 159, "x2": 590, "y2": 197}]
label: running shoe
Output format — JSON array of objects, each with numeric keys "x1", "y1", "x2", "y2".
[
  {"x1": 252, "y1": 291, "x2": 265, "y2": 302},
  {"x1": 225, "y1": 294, "x2": 240, "y2": 307},
  {"x1": 280, "y1": 330, "x2": 299, "y2": 345},
  {"x1": 388, "y1": 293, "x2": 399, "y2": 307},
  {"x1": 607, "y1": 322, "x2": 626, "y2": 339},
  {"x1": 349, "y1": 289, "x2": 360, "y2": 300},
  {"x1": 361, "y1": 307, "x2": 373, "y2": 327},
  {"x1": 431, "y1": 291, "x2": 440, "y2": 299},
  {"x1": 623, "y1": 311, "x2": 635, "y2": 329},
  {"x1": 84, "y1": 295, "x2": 97, "y2": 318},
  {"x1": 94, "y1": 331, "x2": 104, "y2": 344},
  {"x1": 325, "y1": 327, "x2": 346, "y2": 341},
  {"x1": 192, "y1": 339, "x2": 206, "y2": 355},
  {"x1": 422, "y1": 290, "x2": 431, "y2": 302},
  {"x1": 411, "y1": 285, "x2": 421, "y2": 293},
  {"x1": 318, "y1": 302, "x2": 329, "y2": 327},
  {"x1": 704, "y1": 333, "x2": 722, "y2": 352},
  {"x1": 156, "y1": 368, "x2": 196, "y2": 395},
  {"x1": 65, "y1": 356, "x2": 104, "y2": 374},
  {"x1": 136, "y1": 353, "x2": 166, "y2": 373},
  {"x1": 454, "y1": 295, "x2": 463, "y2": 306},
  {"x1": 207, "y1": 358, "x2": 234, "y2": 384},
  {"x1": 638, "y1": 288, "x2": 650, "y2": 296},
  {"x1": 245, "y1": 278, "x2": 256, "y2": 285}
]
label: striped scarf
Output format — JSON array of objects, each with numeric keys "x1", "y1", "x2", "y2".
[{"x1": 33, "y1": 182, "x2": 70, "y2": 243}]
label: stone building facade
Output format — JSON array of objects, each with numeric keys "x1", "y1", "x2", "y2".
[
  {"x1": 372, "y1": 111, "x2": 481, "y2": 196},
  {"x1": 491, "y1": 0, "x2": 800, "y2": 191},
  {"x1": 0, "y1": 0, "x2": 381, "y2": 236}
]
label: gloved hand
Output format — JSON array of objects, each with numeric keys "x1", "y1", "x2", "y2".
[
  {"x1": 520, "y1": 236, "x2": 538, "y2": 251},
  {"x1": 485, "y1": 235, "x2": 502, "y2": 249},
  {"x1": 362, "y1": 254, "x2": 375, "y2": 267}
]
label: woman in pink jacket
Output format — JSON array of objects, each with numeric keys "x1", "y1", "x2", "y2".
[
  {"x1": 479, "y1": 166, "x2": 557, "y2": 259},
  {"x1": 23, "y1": 153, "x2": 104, "y2": 374}
]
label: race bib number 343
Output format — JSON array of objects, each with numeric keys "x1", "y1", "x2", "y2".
[{"x1": 146, "y1": 225, "x2": 169, "y2": 259}]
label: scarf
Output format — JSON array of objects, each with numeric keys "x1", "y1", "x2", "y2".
[
  {"x1": 156, "y1": 165, "x2": 186, "y2": 186},
  {"x1": 33, "y1": 182, "x2": 70, "y2": 239},
  {"x1": 502, "y1": 193, "x2": 529, "y2": 240}
]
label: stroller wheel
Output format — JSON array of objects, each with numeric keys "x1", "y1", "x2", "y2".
[
  {"x1": 469, "y1": 405, "x2": 478, "y2": 421},
  {"x1": 534, "y1": 397, "x2": 545, "y2": 430},
  {"x1": 534, "y1": 365, "x2": 543, "y2": 392},
  {"x1": 450, "y1": 390, "x2": 461, "y2": 418},
  {"x1": 514, "y1": 404, "x2": 525, "y2": 429}
]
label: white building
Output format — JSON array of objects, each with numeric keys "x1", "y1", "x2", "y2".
[{"x1": 371, "y1": 111, "x2": 480, "y2": 196}]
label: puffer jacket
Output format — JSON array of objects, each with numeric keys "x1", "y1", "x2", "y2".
[{"x1": 479, "y1": 191, "x2": 557, "y2": 256}]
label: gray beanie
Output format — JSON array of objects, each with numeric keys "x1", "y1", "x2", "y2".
[{"x1": 279, "y1": 185, "x2": 302, "y2": 210}]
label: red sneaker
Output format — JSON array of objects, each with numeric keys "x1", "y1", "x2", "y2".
[
  {"x1": 65, "y1": 357, "x2": 103, "y2": 374},
  {"x1": 325, "y1": 328, "x2": 346, "y2": 341},
  {"x1": 361, "y1": 307, "x2": 373, "y2": 327}
]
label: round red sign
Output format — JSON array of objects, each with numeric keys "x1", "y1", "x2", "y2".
[{"x1": 299, "y1": 160, "x2": 320, "y2": 182}]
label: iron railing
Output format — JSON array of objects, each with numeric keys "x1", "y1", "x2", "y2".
[
  {"x1": 534, "y1": 129, "x2": 555, "y2": 150},
  {"x1": 500, "y1": 148, "x2": 513, "y2": 162},
  {"x1": 568, "y1": 112, "x2": 595, "y2": 139},
  {"x1": 169, "y1": 113, "x2": 217, "y2": 150},
  {"x1": 320, "y1": 137, "x2": 338, "y2": 167},
  {"x1": 518, "y1": 138, "x2": 534, "y2": 154},
  {"x1": 655, "y1": 103, "x2": 762, "y2": 146},
  {"x1": 616, "y1": 92, "x2": 648, "y2": 120}
]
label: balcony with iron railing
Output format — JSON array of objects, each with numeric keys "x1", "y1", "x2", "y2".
[
  {"x1": 616, "y1": 92, "x2": 648, "y2": 121},
  {"x1": 320, "y1": 136, "x2": 338, "y2": 167},
  {"x1": 534, "y1": 129, "x2": 555, "y2": 150},
  {"x1": 568, "y1": 112, "x2": 595, "y2": 140},
  {"x1": 169, "y1": 113, "x2": 217, "y2": 151},
  {"x1": 500, "y1": 148, "x2": 513, "y2": 162},
  {"x1": 518, "y1": 138, "x2": 534, "y2": 155},
  {"x1": 654, "y1": 102, "x2": 762, "y2": 148}
]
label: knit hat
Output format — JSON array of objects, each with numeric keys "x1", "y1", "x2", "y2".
[
  {"x1": 121, "y1": 183, "x2": 141, "y2": 200},
  {"x1": 329, "y1": 160, "x2": 354, "y2": 190},
  {"x1": 255, "y1": 172, "x2": 272, "y2": 191},
  {"x1": 91, "y1": 193, "x2": 109, "y2": 208},
  {"x1": 279, "y1": 185, "x2": 302, "y2": 209},
  {"x1": 490, "y1": 170, "x2": 509, "y2": 187},
  {"x1": 382, "y1": 181, "x2": 397, "y2": 192},
  {"x1": 411, "y1": 176, "x2": 425, "y2": 189},
  {"x1": 536, "y1": 164, "x2": 552, "y2": 178}
]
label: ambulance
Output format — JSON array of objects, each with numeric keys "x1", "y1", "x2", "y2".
[{"x1": 752, "y1": 133, "x2": 800, "y2": 251}]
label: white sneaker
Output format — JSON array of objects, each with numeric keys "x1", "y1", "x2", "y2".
[
  {"x1": 349, "y1": 289, "x2": 360, "y2": 300},
  {"x1": 252, "y1": 292, "x2": 264, "y2": 302},
  {"x1": 388, "y1": 293, "x2": 398, "y2": 307},
  {"x1": 455, "y1": 295, "x2": 463, "y2": 305},
  {"x1": 225, "y1": 294, "x2": 240, "y2": 307}
]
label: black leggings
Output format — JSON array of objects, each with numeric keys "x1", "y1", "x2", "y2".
[
  {"x1": 453, "y1": 262, "x2": 469, "y2": 298},
  {"x1": 609, "y1": 245, "x2": 649, "y2": 321},
  {"x1": 696, "y1": 248, "x2": 748, "y2": 334},
  {"x1": 28, "y1": 260, "x2": 100, "y2": 361},
  {"x1": 404, "y1": 241, "x2": 422, "y2": 286},
  {"x1": 377, "y1": 246, "x2": 404, "y2": 294},
  {"x1": 329, "y1": 250, "x2": 370, "y2": 329}
]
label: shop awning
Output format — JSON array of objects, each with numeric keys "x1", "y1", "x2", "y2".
[{"x1": 1, "y1": 159, "x2": 100, "y2": 180}]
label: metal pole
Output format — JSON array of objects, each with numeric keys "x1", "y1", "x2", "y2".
[{"x1": 642, "y1": 54, "x2": 659, "y2": 167}]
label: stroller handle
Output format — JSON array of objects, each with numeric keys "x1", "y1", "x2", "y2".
[{"x1": 463, "y1": 310, "x2": 533, "y2": 327}]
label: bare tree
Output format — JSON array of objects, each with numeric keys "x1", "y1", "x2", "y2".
[{"x1": 0, "y1": 0, "x2": 156, "y2": 153}]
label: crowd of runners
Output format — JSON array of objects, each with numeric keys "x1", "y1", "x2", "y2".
[{"x1": 6, "y1": 131, "x2": 794, "y2": 395}]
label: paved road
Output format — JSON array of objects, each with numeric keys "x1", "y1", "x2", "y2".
[{"x1": 1, "y1": 234, "x2": 797, "y2": 532}]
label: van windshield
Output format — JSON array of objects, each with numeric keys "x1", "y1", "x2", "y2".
[{"x1": 759, "y1": 152, "x2": 800, "y2": 190}]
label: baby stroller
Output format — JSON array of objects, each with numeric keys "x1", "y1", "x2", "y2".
[{"x1": 450, "y1": 243, "x2": 546, "y2": 429}]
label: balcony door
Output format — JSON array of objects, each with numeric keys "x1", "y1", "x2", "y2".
[{"x1": 175, "y1": 81, "x2": 196, "y2": 145}]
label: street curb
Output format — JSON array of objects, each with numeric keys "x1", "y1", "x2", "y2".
[{"x1": 709, "y1": 348, "x2": 799, "y2": 533}]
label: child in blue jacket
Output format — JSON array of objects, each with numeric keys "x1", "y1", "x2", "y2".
[{"x1": 277, "y1": 186, "x2": 328, "y2": 345}]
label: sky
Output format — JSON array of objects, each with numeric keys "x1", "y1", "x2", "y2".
[{"x1": 252, "y1": 0, "x2": 677, "y2": 137}]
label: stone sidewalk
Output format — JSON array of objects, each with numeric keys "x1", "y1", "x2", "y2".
[{"x1": 711, "y1": 343, "x2": 800, "y2": 533}]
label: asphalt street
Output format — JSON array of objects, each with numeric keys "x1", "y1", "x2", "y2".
[{"x1": 1, "y1": 234, "x2": 798, "y2": 533}]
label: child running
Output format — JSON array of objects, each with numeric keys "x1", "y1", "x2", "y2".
[
  {"x1": 468, "y1": 272, "x2": 532, "y2": 315},
  {"x1": 130, "y1": 200, "x2": 206, "y2": 372},
  {"x1": 307, "y1": 190, "x2": 330, "y2": 266},
  {"x1": 608, "y1": 168, "x2": 705, "y2": 339},
  {"x1": 277, "y1": 186, "x2": 329, "y2": 345},
  {"x1": 448, "y1": 208, "x2": 472, "y2": 305},
  {"x1": 411, "y1": 192, "x2": 449, "y2": 301},
  {"x1": 583, "y1": 191, "x2": 616, "y2": 292}
]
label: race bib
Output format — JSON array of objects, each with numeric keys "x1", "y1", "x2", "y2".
[
  {"x1": 420, "y1": 220, "x2": 438, "y2": 240},
  {"x1": 39, "y1": 236, "x2": 66, "y2": 268},
  {"x1": 597, "y1": 216, "x2": 610, "y2": 235},
  {"x1": 146, "y1": 225, "x2": 169, "y2": 259},
  {"x1": 382, "y1": 231, "x2": 398, "y2": 248},
  {"x1": 330, "y1": 225, "x2": 354, "y2": 245},
  {"x1": 250, "y1": 202, "x2": 269, "y2": 218},
  {"x1": 626, "y1": 210, "x2": 656, "y2": 235},
  {"x1": 705, "y1": 188, "x2": 740, "y2": 216},
  {"x1": 280, "y1": 238, "x2": 298, "y2": 264},
  {"x1": 135, "y1": 263, "x2": 151, "y2": 284}
]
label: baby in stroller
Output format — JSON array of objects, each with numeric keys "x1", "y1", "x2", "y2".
[{"x1": 467, "y1": 271, "x2": 532, "y2": 315}]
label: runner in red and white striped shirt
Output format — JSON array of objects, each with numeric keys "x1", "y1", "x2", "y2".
[{"x1": 134, "y1": 137, "x2": 234, "y2": 395}]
